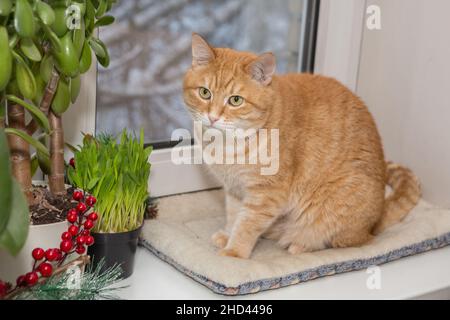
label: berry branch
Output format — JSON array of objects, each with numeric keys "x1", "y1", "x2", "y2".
[
  {"x1": 0, "y1": 191, "x2": 98, "y2": 300},
  {"x1": 3, "y1": 256, "x2": 91, "y2": 300}
]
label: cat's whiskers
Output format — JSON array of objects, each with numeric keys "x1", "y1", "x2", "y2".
[
  {"x1": 212, "y1": 121, "x2": 237, "y2": 130},
  {"x1": 185, "y1": 106, "x2": 207, "y2": 123}
]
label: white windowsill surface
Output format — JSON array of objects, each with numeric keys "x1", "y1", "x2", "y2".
[{"x1": 115, "y1": 246, "x2": 450, "y2": 300}]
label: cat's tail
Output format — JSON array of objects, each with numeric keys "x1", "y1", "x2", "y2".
[{"x1": 373, "y1": 162, "x2": 421, "y2": 235}]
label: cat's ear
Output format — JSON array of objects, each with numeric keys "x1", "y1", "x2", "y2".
[
  {"x1": 191, "y1": 33, "x2": 215, "y2": 67},
  {"x1": 247, "y1": 53, "x2": 276, "y2": 86}
]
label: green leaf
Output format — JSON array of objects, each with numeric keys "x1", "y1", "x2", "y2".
[
  {"x1": 97, "y1": 48, "x2": 110, "y2": 68},
  {"x1": 40, "y1": 23, "x2": 63, "y2": 53},
  {"x1": 37, "y1": 150, "x2": 51, "y2": 175},
  {"x1": 0, "y1": 0, "x2": 12, "y2": 17},
  {"x1": 88, "y1": 38, "x2": 106, "y2": 58},
  {"x1": 8, "y1": 33, "x2": 18, "y2": 48},
  {"x1": 67, "y1": 165, "x2": 82, "y2": 188},
  {"x1": 36, "y1": 0, "x2": 55, "y2": 26},
  {"x1": 94, "y1": 15, "x2": 114, "y2": 28},
  {"x1": 87, "y1": 177, "x2": 100, "y2": 190},
  {"x1": 65, "y1": 142, "x2": 79, "y2": 153},
  {"x1": 73, "y1": 129, "x2": 150, "y2": 232},
  {"x1": 30, "y1": 153, "x2": 39, "y2": 176},
  {"x1": 0, "y1": 179, "x2": 29, "y2": 255},
  {"x1": 6, "y1": 95, "x2": 51, "y2": 133},
  {"x1": 13, "y1": 51, "x2": 37, "y2": 100},
  {"x1": 4, "y1": 128, "x2": 50, "y2": 157},
  {"x1": 0, "y1": 129, "x2": 13, "y2": 235},
  {"x1": 20, "y1": 38, "x2": 42, "y2": 62},
  {"x1": 95, "y1": 0, "x2": 107, "y2": 18},
  {"x1": 85, "y1": 0, "x2": 95, "y2": 34}
]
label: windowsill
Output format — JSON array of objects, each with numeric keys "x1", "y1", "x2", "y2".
[{"x1": 115, "y1": 246, "x2": 450, "y2": 300}]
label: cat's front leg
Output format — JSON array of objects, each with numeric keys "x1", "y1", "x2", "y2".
[
  {"x1": 211, "y1": 193, "x2": 241, "y2": 249},
  {"x1": 218, "y1": 191, "x2": 283, "y2": 259}
]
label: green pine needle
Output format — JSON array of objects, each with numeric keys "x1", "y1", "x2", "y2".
[{"x1": 13, "y1": 259, "x2": 127, "y2": 300}]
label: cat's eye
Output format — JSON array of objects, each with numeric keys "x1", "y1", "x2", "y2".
[
  {"x1": 229, "y1": 95, "x2": 244, "y2": 107},
  {"x1": 199, "y1": 87, "x2": 212, "y2": 100}
]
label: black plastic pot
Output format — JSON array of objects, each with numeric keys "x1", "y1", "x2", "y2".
[{"x1": 87, "y1": 225, "x2": 142, "y2": 279}]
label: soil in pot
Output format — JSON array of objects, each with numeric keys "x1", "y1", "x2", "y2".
[
  {"x1": 87, "y1": 225, "x2": 143, "y2": 279},
  {"x1": 30, "y1": 185, "x2": 77, "y2": 225}
]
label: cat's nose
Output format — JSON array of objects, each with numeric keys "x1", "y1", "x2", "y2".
[{"x1": 208, "y1": 115, "x2": 219, "y2": 124}]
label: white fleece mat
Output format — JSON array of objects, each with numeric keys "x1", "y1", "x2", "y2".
[{"x1": 140, "y1": 189, "x2": 450, "y2": 295}]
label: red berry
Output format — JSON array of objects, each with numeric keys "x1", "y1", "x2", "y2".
[
  {"x1": 61, "y1": 231, "x2": 72, "y2": 241},
  {"x1": 81, "y1": 230, "x2": 90, "y2": 236},
  {"x1": 32, "y1": 248, "x2": 45, "y2": 260},
  {"x1": 76, "y1": 236, "x2": 86, "y2": 245},
  {"x1": 68, "y1": 208, "x2": 77, "y2": 215},
  {"x1": 54, "y1": 249, "x2": 63, "y2": 261},
  {"x1": 60, "y1": 240, "x2": 73, "y2": 253},
  {"x1": 45, "y1": 248, "x2": 58, "y2": 261},
  {"x1": 68, "y1": 225, "x2": 79, "y2": 236},
  {"x1": 38, "y1": 263, "x2": 53, "y2": 277},
  {"x1": 75, "y1": 245, "x2": 86, "y2": 254},
  {"x1": 69, "y1": 157, "x2": 75, "y2": 168},
  {"x1": 73, "y1": 190, "x2": 83, "y2": 201},
  {"x1": 67, "y1": 212, "x2": 78, "y2": 223},
  {"x1": 0, "y1": 280, "x2": 10, "y2": 298},
  {"x1": 88, "y1": 212, "x2": 98, "y2": 221},
  {"x1": 16, "y1": 275, "x2": 26, "y2": 287},
  {"x1": 25, "y1": 272, "x2": 39, "y2": 286},
  {"x1": 76, "y1": 202, "x2": 87, "y2": 213},
  {"x1": 86, "y1": 196, "x2": 96, "y2": 207},
  {"x1": 84, "y1": 219, "x2": 94, "y2": 230},
  {"x1": 85, "y1": 235, "x2": 94, "y2": 246}
]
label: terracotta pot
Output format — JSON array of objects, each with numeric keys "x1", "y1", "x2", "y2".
[{"x1": 0, "y1": 181, "x2": 70, "y2": 283}]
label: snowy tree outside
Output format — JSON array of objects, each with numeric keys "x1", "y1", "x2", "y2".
[{"x1": 96, "y1": 0, "x2": 306, "y2": 144}]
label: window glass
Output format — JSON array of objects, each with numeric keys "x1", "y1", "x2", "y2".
[{"x1": 96, "y1": 0, "x2": 306, "y2": 144}]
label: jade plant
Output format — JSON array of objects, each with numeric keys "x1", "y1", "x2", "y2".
[
  {"x1": 68, "y1": 130, "x2": 152, "y2": 233},
  {"x1": 0, "y1": 0, "x2": 115, "y2": 205}
]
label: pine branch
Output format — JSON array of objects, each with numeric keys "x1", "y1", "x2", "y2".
[
  {"x1": 10, "y1": 258, "x2": 126, "y2": 300},
  {"x1": 4, "y1": 256, "x2": 90, "y2": 300}
]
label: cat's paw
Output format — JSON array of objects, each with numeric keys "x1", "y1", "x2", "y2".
[
  {"x1": 211, "y1": 230, "x2": 229, "y2": 249},
  {"x1": 287, "y1": 243, "x2": 309, "y2": 255},
  {"x1": 218, "y1": 247, "x2": 250, "y2": 259}
]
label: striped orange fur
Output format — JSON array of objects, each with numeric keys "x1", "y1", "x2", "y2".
[{"x1": 183, "y1": 34, "x2": 421, "y2": 259}]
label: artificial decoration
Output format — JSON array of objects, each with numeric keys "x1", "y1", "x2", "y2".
[
  {"x1": 0, "y1": 190, "x2": 103, "y2": 299},
  {"x1": 11, "y1": 258, "x2": 125, "y2": 300}
]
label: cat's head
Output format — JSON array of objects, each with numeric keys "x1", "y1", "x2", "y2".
[{"x1": 183, "y1": 33, "x2": 276, "y2": 130}]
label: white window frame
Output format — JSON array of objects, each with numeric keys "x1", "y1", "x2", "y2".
[
  {"x1": 314, "y1": 0, "x2": 367, "y2": 91},
  {"x1": 65, "y1": 0, "x2": 367, "y2": 197}
]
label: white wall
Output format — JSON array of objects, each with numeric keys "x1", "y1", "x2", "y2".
[
  {"x1": 62, "y1": 60, "x2": 97, "y2": 159},
  {"x1": 357, "y1": 0, "x2": 450, "y2": 206}
]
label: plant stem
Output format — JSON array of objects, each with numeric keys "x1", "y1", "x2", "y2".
[
  {"x1": 6, "y1": 103, "x2": 33, "y2": 203},
  {"x1": 0, "y1": 94, "x2": 5, "y2": 129},
  {"x1": 48, "y1": 111, "x2": 66, "y2": 195},
  {"x1": 26, "y1": 68, "x2": 60, "y2": 135}
]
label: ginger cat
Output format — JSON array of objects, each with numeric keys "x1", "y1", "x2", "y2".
[{"x1": 183, "y1": 33, "x2": 421, "y2": 259}]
